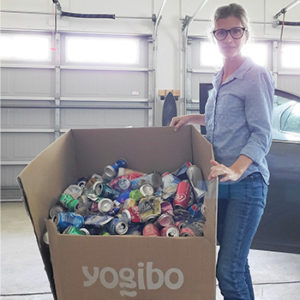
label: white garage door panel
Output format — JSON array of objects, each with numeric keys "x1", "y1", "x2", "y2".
[
  {"x1": 1, "y1": 68, "x2": 55, "y2": 97},
  {"x1": 1, "y1": 165, "x2": 25, "y2": 187},
  {"x1": 1, "y1": 107, "x2": 55, "y2": 129},
  {"x1": 61, "y1": 108, "x2": 148, "y2": 129},
  {"x1": 61, "y1": 70, "x2": 148, "y2": 98},
  {"x1": 1, "y1": 133, "x2": 55, "y2": 161}
]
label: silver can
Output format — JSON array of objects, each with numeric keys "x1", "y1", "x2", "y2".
[
  {"x1": 98, "y1": 198, "x2": 114, "y2": 213},
  {"x1": 49, "y1": 205, "x2": 65, "y2": 219},
  {"x1": 140, "y1": 183, "x2": 154, "y2": 197}
]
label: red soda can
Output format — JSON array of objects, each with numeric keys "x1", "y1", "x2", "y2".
[
  {"x1": 174, "y1": 180, "x2": 191, "y2": 209},
  {"x1": 143, "y1": 223, "x2": 160, "y2": 236},
  {"x1": 161, "y1": 225, "x2": 180, "y2": 237},
  {"x1": 180, "y1": 226, "x2": 196, "y2": 237},
  {"x1": 126, "y1": 205, "x2": 141, "y2": 223}
]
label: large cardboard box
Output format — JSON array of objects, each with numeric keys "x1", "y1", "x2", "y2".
[{"x1": 18, "y1": 125, "x2": 217, "y2": 300}]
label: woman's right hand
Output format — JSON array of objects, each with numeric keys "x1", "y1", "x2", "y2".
[{"x1": 169, "y1": 115, "x2": 192, "y2": 131}]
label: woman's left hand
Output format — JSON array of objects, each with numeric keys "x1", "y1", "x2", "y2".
[{"x1": 208, "y1": 160, "x2": 242, "y2": 182}]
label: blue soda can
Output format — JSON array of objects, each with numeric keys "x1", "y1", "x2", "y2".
[
  {"x1": 53, "y1": 212, "x2": 84, "y2": 232},
  {"x1": 106, "y1": 218, "x2": 128, "y2": 235},
  {"x1": 93, "y1": 182, "x2": 120, "y2": 199},
  {"x1": 103, "y1": 159, "x2": 128, "y2": 181},
  {"x1": 188, "y1": 203, "x2": 203, "y2": 218},
  {"x1": 116, "y1": 190, "x2": 131, "y2": 204}
]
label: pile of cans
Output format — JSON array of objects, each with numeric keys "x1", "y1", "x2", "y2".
[{"x1": 45, "y1": 159, "x2": 207, "y2": 243}]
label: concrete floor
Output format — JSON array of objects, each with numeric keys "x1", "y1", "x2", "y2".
[{"x1": 1, "y1": 202, "x2": 300, "y2": 300}]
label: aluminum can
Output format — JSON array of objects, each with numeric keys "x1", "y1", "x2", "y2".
[
  {"x1": 174, "y1": 180, "x2": 191, "y2": 209},
  {"x1": 180, "y1": 226, "x2": 196, "y2": 237},
  {"x1": 94, "y1": 182, "x2": 119, "y2": 199},
  {"x1": 86, "y1": 173, "x2": 103, "y2": 189},
  {"x1": 180, "y1": 221, "x2": 204, "y2": 237},
  {"x1": 140, "y1": 184, "x2": 154, "y2": 197},
  {"x1": 49, "y1": 205, "x2": 65, "y2": 219},
  {"x1": 156, "y1": 213, "x2": 174, "y2": 227},
  {"x1": 173, "y1": 207, "x2": 190, "y2": 219},
  {"x1": 53, "y1": 212, "x2": 84, "y2": 232},
  {"x1": 138, "y1": 196, "x2": 162, "y2": 222},
  {"x1": 160, "y1": 201, "x2": 174, "y2": 215},
  {"x1": 161, "y1": 225, "x2": 180, "y2": 237},
  {"x1": 130, "y1": 173, "x2": 156, "y2": 190},
  {"x1": 127, "y1": 224, "x2": 142, "y2": 235},
  {"x1": 116, "y1": 190, "x2": 131, "y2": 204},
  {"x1": 188, "y1": 203, "x2": 203, "y2": 218},
  {"x1": 103, "y1": 159, "x2": 128, "y2": 181},
  {"x1": 63, "y1": 184, "x2": 82, "y2": 200},
  {"x1": 122, "y1": 206, "x2": 141, "y2": 223},
  {"x1": 76, "y1": 177, "x2": 88, "y2": 189},
  {"x1": 123, "y1": 198, "x2": 137, "y2": 210},
  {"x1": 84, "y1": 225, "x2": 102, "y2": 235},
  {"x1": 129, "y1": 189, "x2": 143, "y2": 201},
  {"x1": 175, "y1": 220, "x2": 188, "y2": 231},
  {"x1": 59, "y1": 194, "x2": 79, "y2": 212},
  {"x1": 143, "y1": 223, "x2": 160, "y2": 236},
  {"x1": 161, "y1": 172, "x2": 181, "y2": 199},
  {"x1": 106, "y1": 218, "x2": 128, "y2": 235},
  {"x1": 98, "y1": 198, "x2": 114, "y2": 213},
  {"x1": 84, "y1": 214, "x2": 114, "y2": 227},
  {"x1": 118, "y1": 168, "x2": 145, "y2": 177},
  {"x1": 63, "y1": 226, "x2": 90, "y2": 235}
]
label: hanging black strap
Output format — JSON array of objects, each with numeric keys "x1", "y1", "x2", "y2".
[{"x1": 61, "y1": 11, "x2": 115, "y2": 19}]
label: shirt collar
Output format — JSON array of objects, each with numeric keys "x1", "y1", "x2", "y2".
[{"x1": 212, "y1": 57, "x2": 253, "y2": 88}]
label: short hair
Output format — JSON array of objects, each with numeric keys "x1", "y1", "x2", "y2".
[{"x1": 214, "y1": 3, "x2": 249, "y2": 30}]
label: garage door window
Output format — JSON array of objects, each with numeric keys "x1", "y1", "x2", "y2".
[{"x1": 65, "y1": 36, "x2": 139, "y2": 65}]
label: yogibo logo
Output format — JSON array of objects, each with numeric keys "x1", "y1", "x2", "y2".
[{"x1": 82, "y1": 262, "x2": 184, "y2": 297}]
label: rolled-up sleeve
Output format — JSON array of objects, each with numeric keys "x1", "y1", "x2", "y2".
[{"x1": 240, "y1": 70, "x2": 274, "y2": 165}]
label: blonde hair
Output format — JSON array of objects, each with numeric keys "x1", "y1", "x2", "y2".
[{"x1": 213, "y1": 3, "x2": 249, "y2": 38}]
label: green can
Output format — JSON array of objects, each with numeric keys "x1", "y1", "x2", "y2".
[
  {"x1": 59, "y1": 193, "x2": 79, "y2": 212},
  {"x1": 63, "y1": 226, "x2": 89, "y2": 235},
  {"x1": 129, "y1": 189, "x2": 143, "y2": 201}
]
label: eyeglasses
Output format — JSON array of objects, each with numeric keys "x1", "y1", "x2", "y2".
[{"x1": 213, "y1": 27, "x2": 246, "y2": 41}]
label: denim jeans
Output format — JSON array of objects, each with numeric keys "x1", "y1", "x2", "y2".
[{"x1": 216, "y1": 172, "x2": 268, "y2": 300}]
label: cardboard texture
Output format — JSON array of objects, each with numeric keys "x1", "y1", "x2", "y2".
[{"x1": 18, "y1": 125, "x2": 217, "y2": 300}]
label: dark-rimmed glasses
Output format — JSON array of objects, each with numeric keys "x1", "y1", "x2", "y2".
[{"x1": 213, "y1": 27, "x2": 246, "y2": 41}]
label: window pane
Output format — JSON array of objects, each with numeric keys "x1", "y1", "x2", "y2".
[
  {"x1": 242, "y1": 43, "x2": 269, "y2": 67},
  {"x1": 281, "y1": 44, "x2": 300, "y2": 69},
  {"x1": 0, "y1": 33, "x2": 51, "y2": 61},
  {"x1": 199, "y1": 41, "x2": 269, "y2": 68},
  {"x1": 65, "y1": 36, "x2": 139, "y2": 64}
]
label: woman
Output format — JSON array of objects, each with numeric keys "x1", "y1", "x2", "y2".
[{"x1": 170, "y1": 3, "x2": 274, "y2": 300}]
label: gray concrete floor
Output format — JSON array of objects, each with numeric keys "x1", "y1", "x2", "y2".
[{"x1": 1, "y1": 202, "x2": 300, "y2": 300}]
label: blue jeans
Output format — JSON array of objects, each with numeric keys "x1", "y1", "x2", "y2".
[{"x1": 216, "y1": 172, "x2": 268, "y2": 300}]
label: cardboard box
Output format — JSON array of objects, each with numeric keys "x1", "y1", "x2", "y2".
[{"x1": 18, "y1": 125, "x2": 217, "y2": 300}]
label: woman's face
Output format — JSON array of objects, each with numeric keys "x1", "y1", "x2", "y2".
[{"x1": 214, "y1": 16, "x2": 247, "y2": 60}]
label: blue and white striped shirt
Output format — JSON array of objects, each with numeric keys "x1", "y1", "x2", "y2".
[{"x1": 205, "y1": 57, "x2": 274, "y2": 184}]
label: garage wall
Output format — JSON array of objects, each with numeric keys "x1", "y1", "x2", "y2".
[{"x1": 1, "y1": 0, "x2": 300, "y2": 201}]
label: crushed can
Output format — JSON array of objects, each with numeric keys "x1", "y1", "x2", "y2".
[
  {"x1": 129, "y1": 189, "x2": 143, "y2": 201},
  {"x1": 94, "y1": 182, "x2": 119, "y2": 199},
  {"x1": 138, "y1": 196, "x2": 161, "y2": 222},
  {"x1": 84, "y1": 214, "x2": 114, "y2": 227},
  {"x1": 63, "y1": 226, "x2": 90, "y2": 235},
  {"x1": 116, "y1": 190, "x2": 131, "y2": 204},
  {"x1": 143, "y1": 223, "x2": 160, "y2": 236},
  {"x1": 121, "y1": 206, "x2": 141, "y2": 223},
  {"x1": 160, "y1": 201, "x2": 174, "y2": 216},
  {"x1": 161, "y1": 172, "x2": 181, "y2": 199},
  {"x1": 53, "y1": 212, "x2": 84, "y2": 232},
  {"x1": 63, "y1": 184, "x2": 83, "y2": 200},
  {"x1": 59, "y1": 194, "x2": 79, "y2": 212}
]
